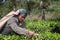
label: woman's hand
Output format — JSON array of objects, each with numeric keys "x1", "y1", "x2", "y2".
[
  {"x1": 28, "y1": 31, "x2": 35, "y2": 36},
  {"x1": 28, "y1": 30, "x2": 39, "y2": 38}
]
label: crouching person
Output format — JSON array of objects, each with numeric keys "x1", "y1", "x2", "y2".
[{"x1": 1, "y1": 9, "x2": 38, "y2": 37}]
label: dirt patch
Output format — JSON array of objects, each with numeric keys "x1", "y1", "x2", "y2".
[{"x1": 25, "y1": 13, "x2": 60, "y2": 20}]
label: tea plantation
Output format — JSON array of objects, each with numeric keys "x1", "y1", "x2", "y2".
[{"x1": 0, "y1": 20, "x2": 60, "y2": 40}]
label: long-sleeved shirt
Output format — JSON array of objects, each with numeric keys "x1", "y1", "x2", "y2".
[{"x1": 1, "y1": 16, "x2": 29, "y2": 36}]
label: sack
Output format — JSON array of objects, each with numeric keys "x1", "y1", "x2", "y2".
[{"x1": 0, "y1": 11, "x2": 15, "y2": 31}]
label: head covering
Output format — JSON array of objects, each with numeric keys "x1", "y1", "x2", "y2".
[
  {"x1": 19, "y1": 9, "x2": 27, "y2": 14},
  {"x1": 14, "y1": 9, "x2": 27, "y2": 15}
]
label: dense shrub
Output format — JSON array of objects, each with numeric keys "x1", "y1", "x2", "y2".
[{"x1": 0, "y1": 20, "x2": 60, "y2": 40}]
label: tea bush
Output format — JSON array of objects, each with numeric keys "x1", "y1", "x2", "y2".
[{"x1": 0, "y1": 20, "x2": 60, "y2": 40}]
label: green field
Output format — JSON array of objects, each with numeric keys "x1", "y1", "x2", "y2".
[{"x1": 0, "y1": 20, "x2": 60, "y2": 40}]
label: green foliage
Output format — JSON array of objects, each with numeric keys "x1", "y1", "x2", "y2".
[
  {"x1": 54, "y1": 8, "x2": 60, "y2": 13},
  {"x1": 0, "y1": 0, "x2": 12, "y2": 18},
  {"x1": 0, "y1": 20, "x2": 60, "y2": 40}
]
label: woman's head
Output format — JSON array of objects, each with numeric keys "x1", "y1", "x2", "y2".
[{"x1": 17, "y1": 9, "x2": 27, "y2": 22}]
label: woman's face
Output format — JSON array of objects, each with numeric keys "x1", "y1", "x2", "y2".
[{"x1": 18, "y1": 14, "x2": 26, "y2": 22}]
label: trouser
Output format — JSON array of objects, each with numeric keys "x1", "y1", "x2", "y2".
[{"x1": 0, "y1": 27, "x2": 11, "y2": 34}]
